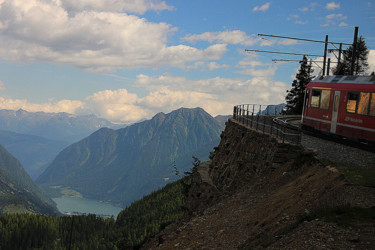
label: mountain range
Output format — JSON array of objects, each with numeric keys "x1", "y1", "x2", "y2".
[
  {"x1": 0, "y1": 144, "x2": 59, "y2": 215},
  {"x1": 0, "y1": 109, "x2": 122, "y2": 179},
  {"x1": 0, "y1": 130, "x2": 68, "y2": 179},
  {"x1": 37, "y1": 108, "x2": 224, "y2": 207},
  {"x1": 0, "y1": 109, "x2": 118, "y2": 143}
]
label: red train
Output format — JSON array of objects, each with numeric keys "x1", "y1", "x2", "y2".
[{"x1": 301, "y1": 75, "x2": 375, "y2": 143}]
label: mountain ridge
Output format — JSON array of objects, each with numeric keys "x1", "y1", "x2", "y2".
[
  {"x1": 0, "y1": 130, "x2": 68, "y2": 179},
  {"x1": 37, "y1": 107, "x2": 224, "y2": 207},
  {"x1": 0, "y1": 109, "x2": 119, "y2": 143},
  {"x1": 0, "y1": 144, "x2": 59, "y2": 215}
]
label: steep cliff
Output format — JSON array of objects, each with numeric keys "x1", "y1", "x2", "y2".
[{"x1": 143, "y1": 119, "x2": 375, "y2": 249}]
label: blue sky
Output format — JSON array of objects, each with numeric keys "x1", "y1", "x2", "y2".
[{"x1": 0, "y1": 0, "x2": 374, "y2": 124}]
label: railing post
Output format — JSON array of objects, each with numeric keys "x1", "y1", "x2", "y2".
[
  {"x1": 251, "y1": 105, "x2": 254, "y2": 128},
  {"x1": 246, "y1": 110, "x2": 249, "y2": 127},
  {"x1": 276, "y1": 122, "x2": 279, "y2": 138},
  {"x1": 248, "y1": 104, "x2": 250, "y2": 126},
  {"x1": 262, "y1": 116, "x2": 265, "y2": 134},
  {"x1": 244, "y1": 106, "x2": 247, "y2": 124}
]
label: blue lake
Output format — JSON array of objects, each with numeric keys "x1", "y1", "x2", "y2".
[{"x1": 53, "y1": 197, "x2": 123, "y2": 217}]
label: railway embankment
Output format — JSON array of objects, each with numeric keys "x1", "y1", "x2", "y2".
[{"x1": 143, "y1": 118, "x2": 375, "y2": 249}]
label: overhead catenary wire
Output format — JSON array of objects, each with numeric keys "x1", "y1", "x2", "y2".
[
  {"x1": 245, "y1": 49, "x2": 323, "y2": 57},
  {"x1": 257, "y1": 34, "x2": 352, "y2": 46},
  {"x1": 272, "y1": 59, "x2": 338, "y2": 63}
]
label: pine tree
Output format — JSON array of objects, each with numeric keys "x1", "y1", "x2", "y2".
[
  {"x1": 334, "y1": 35, "x2": 369, "y2": 75},
  {"x1": 285, "y1": 56, "x2": 314, "y2": 114}
]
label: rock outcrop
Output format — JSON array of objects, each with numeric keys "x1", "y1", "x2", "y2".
[{"x1": 143, "y1": 118, "x2": 375, "y2": 249}]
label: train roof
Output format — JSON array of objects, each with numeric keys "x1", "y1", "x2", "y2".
[{"x1": 311, "y1": 75, "x2": 375, "y2": 85}]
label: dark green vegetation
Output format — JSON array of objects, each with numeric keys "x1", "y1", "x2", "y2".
[
  {"x1": 0, "y1": 176, "x2": 190, "y2": 249},
  {"x1": 0, "y1": 144, "x2": 59, "y2": 215},
  {"x1": 334, "y1": 36, "x2": 371, "y2": 75},
  {"x1": 116, "y1": 176, "x2": 190, "y2": 248},
  {"x1": 0, "y1": 213, "x2": 118, "y2": 250},
  {"x1": 303, "y1": 205, "x2": 375, "y2": 227},
  {"x1": 0, "y1": 108, "x2": 116, "y2": 143},
  {"x1": 320, "y1": 159, "x2": 375, "y2": 187},
  {"x1": 37, "y1": 108, "x2": 223, "y2": 207},
  {"x1": 0, "y1": 130, "x2": 68, "y2": 179},
  {"x1": 285, "y1": 55, "x2": 314, "y2": 114}
]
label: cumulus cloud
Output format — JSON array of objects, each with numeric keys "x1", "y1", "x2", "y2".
[
  {"x1": 298, "y1": 3, "x2": 318, "y2": 12},
  {"x1": 326, "y1": 13, "x2": 347, "y2": 20},
  {"x1": 185, "y1": 61, "x2": 230, "y2": 71},
  {"x1": 236, "y1": 56, "x2": 279, "y2": 78},
  {"x1": 0, "y1": 0, "x2": 224, "y2": 72},
  {"x1": 253, "y1": 3, "x2": 270, "y2": 12},
  {"x1": 0, "y1": 96, "x2": 84, "y2": 114},
  {"x1": 134, "y1": 74, "x2": 289, "y2": 114},
  {"x1": 183, "y1": 30, "x2": 259, "y2": 46},
  {"x1": 326, "y1": 2, "x2": 340, "y2": 10},
  {"x1": 368, "y1": 50, "x2": 375, "y2": 74},
  {"x1": 0, "y1": 72, "x2": 290, "y2": 123},
  {"x1": 322, "y1": 13, "x2": 347, "y2": 26},
  {"x1": 60, "y1": 0, "x2": 174, "y2": 14}
]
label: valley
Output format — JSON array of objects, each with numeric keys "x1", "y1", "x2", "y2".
[{"x1": 0, "y1": 107, "x2": 226, "y2": 215}]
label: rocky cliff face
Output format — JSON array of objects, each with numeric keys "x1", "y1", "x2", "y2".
[{"x1": 143, "y1": 119, "x2": 375, "y2": 249}]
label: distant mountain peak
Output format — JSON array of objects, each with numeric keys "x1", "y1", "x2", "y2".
[{"x1": 37, "y1": 107, "x2": 223, "y2": 207}]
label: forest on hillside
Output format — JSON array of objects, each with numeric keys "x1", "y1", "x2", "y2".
[{"x1": 0, "y1": 176, "x2": 190, "y2": 249}]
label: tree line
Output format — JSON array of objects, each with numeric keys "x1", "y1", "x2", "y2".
[
  {"x1": 285, "y1": 35, "x2": 372, "y2": 114},
  {"x1": 0, "y1": 176, "x2": 191, "y2": 249}
]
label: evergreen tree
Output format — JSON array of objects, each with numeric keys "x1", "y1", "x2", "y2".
[
  {"x1": 334, "y1": 35, "x2": 369, "y2": 75},
  {"x1": 285, "y1": 56, "x2": 314, "y2": 114}
]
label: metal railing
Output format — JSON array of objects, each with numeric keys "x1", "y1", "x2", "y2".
[{"x1": 233, "y1": 104, "x2": 301, "y2": 145}]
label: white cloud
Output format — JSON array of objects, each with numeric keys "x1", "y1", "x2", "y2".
[
  {"x1": 295, "y1": 20, "x2": 307, "y2": 25},
  {"x1": 253, "y1": 3, "x2": 270, "y2": 12},
  {"x1": 0, "y1": 72, "x2": 290, "y2": 123},
  {"x1": 60, "y1": 0, "x2": 174, "y2": 14},
  {"x1": 368, "y1": 50, "x2": 375, "y2": 74},
  {"x1": 0, "y1": 96, "x2": 84, "y2": 114},
  {"x1": 287, "y1": 14, "x2": 300, "y2": 20},
  {"x1": 183, "y1": 30, "x2": 258, "y2": 46},
  {"x1": 323, "y1": 13, "x2": 347, "y2": 26},
  {"x1": 326, "y1": 13, "x2": 347, "y2": 20},
  {"x1": 298, "y1": 3, "x2": 318, "y2": 12},
  {"x1": 338, "y1": 21, "x2": 348, "y2": 27},
  {"x1": 0, "y1": 0, "x2": 224, "y2": 72},
  {"x1": 326, "y1": 2, "x2": 340, "y2": 10},
  {"x1": 185, "y1": 61, "x2": 230, "y2": 71},
  {"x1": 287, "y1": 14, "x2": 307, "y2": 25}
]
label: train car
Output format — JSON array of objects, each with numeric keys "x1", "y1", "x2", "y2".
[{"x1": 301, "y1": 75, "x2": 375, "y2": 143}]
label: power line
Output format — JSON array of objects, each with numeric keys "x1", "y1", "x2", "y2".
[
  {"x1": 257, "y1": 34, "x2": 351, "y2": 46},
  {"x1": 245, "y1": 49, "x2": 322, "y2": 57},
  {"x1": 272, "y1": 59, "x2": 338, "y2": 63}
]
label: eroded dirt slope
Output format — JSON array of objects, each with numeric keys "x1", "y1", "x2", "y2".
[{"x1": 142, "y1": 119, "x2": 375, "y2": 249}]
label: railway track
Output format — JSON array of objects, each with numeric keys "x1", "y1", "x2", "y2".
[{"x1": 275, "y1": 115, "x2": 375, "y2": 153}]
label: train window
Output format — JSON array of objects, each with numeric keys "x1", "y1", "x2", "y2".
[
  {"x1": 311, "y1": 90, "x2": 321, "y2": 108},
  {"x1": 346, "y1": 92, "x2": 358, "y2": 113},
  {"x1": 320, "y1": 90, "x2": 330, "y2": 109},
  {"x1": 347, "y1": 92, "x2": 375, "y2": 116},
  {"x1": 311, "y1": 89, "x2": 331, "y2": 109},
  {"x1": 370, "y1": 93, "x2": 375, "y2": 116},
  {"x1": 357, "y1": 92, "x2": 370, "y2": 115}
]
